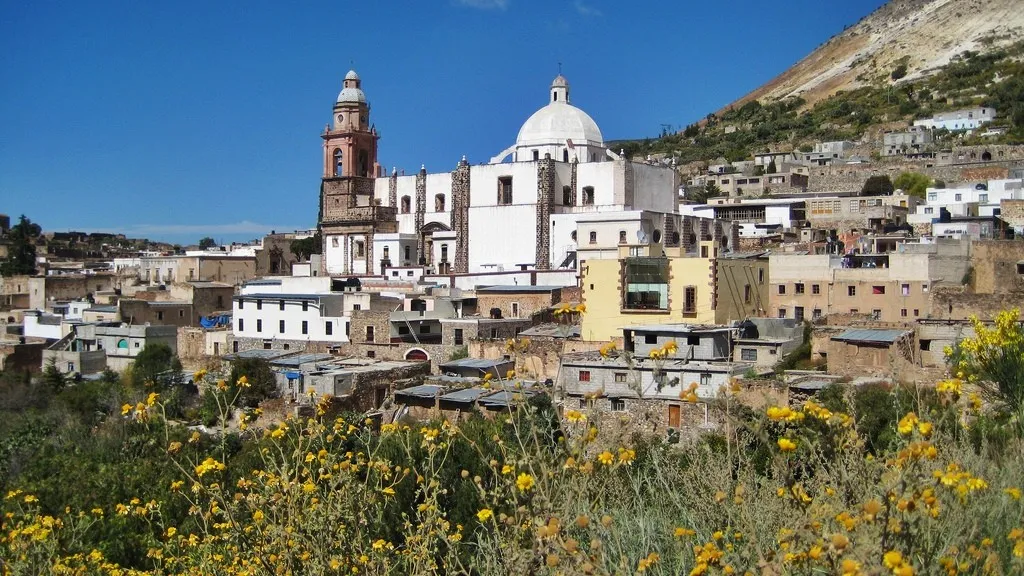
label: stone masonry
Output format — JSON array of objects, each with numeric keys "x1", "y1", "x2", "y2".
[
  {"x1": 415, "y1": 168, "x2": 426, "y2": 262},
  {"x1": 452, "y1": 158, "x2": 471, "y2": 273},
  {"x1": 536, "y1": 155, "x2": 555, "y2": 270}
]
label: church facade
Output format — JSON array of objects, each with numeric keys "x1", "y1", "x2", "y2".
[{"x1": 318, "y1": 71, "x2": 682, "y2": 277}]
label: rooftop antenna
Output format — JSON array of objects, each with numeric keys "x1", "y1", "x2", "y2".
[{"x1": 557, "y1": 62, "x2": 562, "y2": 75}]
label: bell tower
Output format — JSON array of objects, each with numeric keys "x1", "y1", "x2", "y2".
[{"x1": 318, "y1": 70, "x2": 395, "y2": 276}]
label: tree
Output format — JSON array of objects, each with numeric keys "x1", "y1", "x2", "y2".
[
  {"x1": 131, "y1": 343, "x2": 183, "y2": 391},
  {"x1": 766, "y1": 159, "x2": 778, "y2": 174},
  {"x1": 861, "y1": 175, "x2": 894, "y2": 196},
  {"x1": 198, "y1": 237, "x2": 216, "y2": 249},
  {"x1": 290, "y1": 231, "x2": 322, "y2": 262},
  {"x1": 0, "y1": 215, "x2": 41, "y2": 276},
  {"x1": 229, "y1": 357, "x2": 279, "y2": 408},
  {"x1": 893, "y1": 172, "x2": 933, "y2": 198}
]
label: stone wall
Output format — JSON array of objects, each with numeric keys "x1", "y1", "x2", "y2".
[
  {"x1": 535, "y1": 156, "x2": 555, "y2": 269},
  {"x1": 349, "y1": 309, "x2": 391, "y2": 346},
  {"x1": 452, "y1": 159, "x2": 471, "y2": 273},
  {"x1": 119, "y1": 300, "x2": 193, "y2": 327},
  {"x1": 477, "y1": 291, "x2": 557, "y2": 320},
  {"x1": 930, "y1": 286, "x2": 1021, "y2": 321},
  {"x1": 0, "y1": 340, "x2": 46, "y2": 372},
  {"x1": 469, "y1": 338, "x2": 604, "y2": 382},
  {"x1": 968, "y1": 241, "x2": 1024, "y2": 294},
  {"x1": 804, "y1": 159, "x2": 1019, "y2": 194},
  {"x1": 1000, "y1": 200, "x2": 1024, "y2": 231}
]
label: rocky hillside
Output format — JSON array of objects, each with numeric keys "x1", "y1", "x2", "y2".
[{"x1": 728, "y1": 0, "x2": 1024, "y2": 109}]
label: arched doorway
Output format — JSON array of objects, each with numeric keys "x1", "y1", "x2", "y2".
[{"x1": 405, "y1": 348, "x2": 429, "y2": 362}]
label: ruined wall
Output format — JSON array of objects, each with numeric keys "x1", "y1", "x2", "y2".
[
  {"x1": 476, "y1": 291, "x2": 557, "y2": 320},
  {"x1": 968, "y1": 241, "x2": 1024, "y2": 294}
]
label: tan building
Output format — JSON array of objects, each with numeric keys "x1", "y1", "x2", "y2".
[
  {"x1": 715, "y1": 252, "x2": 769, "y2": 324},
  {"x1": 139, "y1": 255, "x2": 256, "y2": 286},
  {"x1": 769, "y1": 250, "x2": 960, "y2": 323},
  {"x1": 28, "y1": 274, "x2": 120, "y2": 310},
  {"x1": 475, "y1": 285, "x2": 564, "y2": 320}
]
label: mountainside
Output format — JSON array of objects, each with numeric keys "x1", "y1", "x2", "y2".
[
  {"x1": 729, "y1": 0, "x2": 1024, "y2": 109},
  {"x1": 614, "y1": 0, "x2": 1024, "y2": 166}
]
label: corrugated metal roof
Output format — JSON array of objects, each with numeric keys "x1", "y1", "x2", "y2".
[
  {"x1": 831, "y1": 329, "x2": 910, "y2": 344},
  {"x1": 245, "y1": 279, "x2": 283, "y2": 286},
  {"x1": 519, "y1": 323, "x2": 580, "y2": 338},
  {"x1": 478, "y1": 389, "x2": 537, "y2": 408},
  {"x1": 439, "y1": 357, "x2": 512, "y2": 369},
  {"x1": 224, "y1": 349, "x2": 294, "y2": 360},
  {"x1": 440, "y1": 387, "x2": 492, "y2": 403},
  {"x1": 271, "y1": 353, "x2": 334, "y2": 367},
  {"x1": 394, "y1": 384, "x2": 446, "y2": 399}
]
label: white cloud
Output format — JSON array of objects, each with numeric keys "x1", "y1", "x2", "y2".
[
  {"x1": 574, "y1": 0, "x2": 602, "y2": 16},
  {"x1": 86, "y1": 221, "x2": 306, "y2": 240},
  {"x1": 454, "y1": 0, "x2": 509, "y2": 9}
]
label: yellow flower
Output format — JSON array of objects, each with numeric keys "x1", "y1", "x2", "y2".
[
  {"x1": 483, "y1": 372, "x2": 493, "y2": 381},
  {"x1": 674, "y1": 527, "x2": 695, "y2": 538},
  {"x1": 506, "y1": 369, "x2": 516, "y2": 379},
  {"x1": 192, "y1": 369, "x2": 207, "y2": 381},
  {"x1": 897, "y1": 412, "x2": 918, "y2": 435},
  {"x1": 777, "y1": 438, "x2": 797, "y2": 452},
  {"x1": 565, "y1": 410, "x2": 586, "y2": 423},
  {"x1": 372, "y1": 539, "x2": 387, "y2": 550},
  {"x1": 573, "y1": 303, "x2": 587, "y2": 313},
  {"x1": 917, "y1": 421, "x2": 933, "y2": 437},
  {"x1": 841, "y1": 558, "x2": 861, "y2": 576},
  {"x1": 121, "y1": 403, "x2": 132, "y2": 416},
  {"x1": 501, "y1": 464, "x2": 514, "y2": 475},
  {"x1": 381, "y1": 487, "x2": 395, "y2": 495},
  {"x1": 597, "y1": 451, "x2": 614, "y2": 465},
  {"x1": 165, "y1": 527, "x2": 177, "y2": 538},
  {"x1": 476, "y1": 508, "x2": 493, "y2": 522},
  {"x1": 516, "y1": 472, "x2": 535, "y2": 492},
  {"x1": 883, "y1": 550, "x2": 904, "y2": 569},
  {"x1": 236, "y1": 375, "x2": 250, "y2": 388},
  {"x1": 1005, "y1": 487, "x2": 1022, "y2": 500},
  {"x1": 252, "y1": 510, "x2": 264, "y2": 522},
  {"x1": 618, "y1": 448, "x2": 635, "y2": 464}
]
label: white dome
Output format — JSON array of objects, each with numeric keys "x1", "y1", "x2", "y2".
[
  {"x1": 344, "y1": 69, "x2": 360, "y2": 81},
  {"x1": 337, "y1": 87, "x2": 366, "y2": 104},
  {"x1": 515, "y1": 102, "x2": 604, "y2": 148}
]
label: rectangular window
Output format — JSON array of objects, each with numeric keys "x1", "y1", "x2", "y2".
[
  {"x1": 778, "y1": 284, "x2": 786, "y2": 295},
  {"x1": 700, "y1": 373, "x2": 712, "y2": 387},
  {"x1": 511, "y1": 302, "x2": 520, "y2": 318},
  {"x1": 353, "y1": 304, "x2": 362, "y2": 311},
  {"x1": 257, "y1": 319, "x2": 262, "y2": 333},
  {"x1": 644, "y1": 334, "x2": 658, "y2": 344},
  {"x1": 795, "y1": 306, "x2": 804, "y2": 321},
  {"x1": 280, "y1": 300, "x2": 285, "y2": 311},
  {"x1": 454, "y1": 328, "x2": 463, "y2": 345},
  {"x1": 611, "y1": 398, "x2": 626, "y2": 411},
  {"x1": 279, "y1": 320, "x2": 286, "y2": 333},
  {"x1": 325, "y1": 321, "x2": 333, "y2": 335},
  {"x1": 498, "y1": 176, "x2": 513, "y2": 205},
  {"x1": 795, "y1": 283, "x2": 804, "y2": 294},
  {"x1": 179, "y1": 309, "x2": 184, "y2": 317},
  {"x1": 238, "y1": 318, "x2": 244, "y2": 331},
  {"x1": 579, "y1": 370, "x2": 591, "y2": 382},
  {"x1": 979, "y1": 193, "x2": 988, "y2": 203},
  {"x1": 157, "y1": 311, "x2": 164, "y2": 321},
  {"x1": 758, "y1": 269, "x2": 765, "y2": 284},
  {"x1": 302, "y1": 301, "x2": 309, "y2": 312},
  {"x1": 743, "y1": 284, "x2": 751, "y2": 303},
  {"x1": 740, "y1": 348, "x2": 757, "y2": 361},
  {"x1": 778, "y1": 308, "x2": 787, "y2": 318},
  {"x1": 398, "y1": 326, "x2": 410, "y2": 335},
  {"x1": 812, "y1": 308, "x2": 822, "y2": 319},
  {"x1": 366, "y1": 326, "x2": 374, "y2": 342},
  {"x1": 490, "y1": 328, "x2": 498, "y2": 339},
  {"x1": 872, "y1": 309, "x2": 882, "y2": 320},
  {"x1": 901, "y1": 283, "x2": 910, "y2": 296},
  {"x1": 812, "y1": 284, "x2": 820, "y2": 295},
  {"x1": 913, "y1": 309, "x2": 919, "y2": 316},
  {"x1": 901, "y1": 309, "x2": 908, "y2": 317},
  {"x1": 238, "y1": 300, "x2": 243, "y2": 309},
  {"x1": 954, "y1": 193, "x2": 962, "y2": 201},
  {"x1": 614, "y1": 373, "x2": 627, "y2": 383},
  {"x1": 420, "y1": 324, "x2": 430, "y2": 334},
  {"x1": 684, "y1": 286, "x2": 697, "y2": 314},
  {"x1": 623, "y1": 257, "x2": 670, "y2": 311},
  {"x1": 256, "y1": 299, "x2": 262, "y2": 310},
  {"x1": 848, "y1": 286, "x2": 856, "y2": 297},
  {"x1": 872, "y1": 286, "x2": 885, "y2": 295},
  {"x1": 302, "y1": 320, "x2": 308, "y2": 334}
]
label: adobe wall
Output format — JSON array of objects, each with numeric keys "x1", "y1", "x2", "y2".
[{"x1": 968, "y1": 241, "x2": 1024, "y2": 294}]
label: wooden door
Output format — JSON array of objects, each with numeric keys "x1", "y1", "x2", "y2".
[{"x1": 668, "y1": 405, "x2": 681, "y2": 429}]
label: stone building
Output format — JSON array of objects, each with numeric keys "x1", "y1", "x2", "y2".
[
  {"x1": 475, "y1": 285, "x2": 565, "y2": 320},
  {"x1": 316, "y1": 71, "x2": 680, "y2": 277}
]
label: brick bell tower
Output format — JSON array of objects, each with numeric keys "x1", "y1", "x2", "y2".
[{"x1": 319, "y1": 70, "x2": 396, "y2": 276}]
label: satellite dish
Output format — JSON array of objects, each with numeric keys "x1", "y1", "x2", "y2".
[{"x1": 636, "y1": 230, "x2": 648, "y2": 244}]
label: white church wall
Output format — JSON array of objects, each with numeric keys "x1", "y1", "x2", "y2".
[
  {"x1": 549, "y1": 213, "x2": 581, "y2": 268},
  {"x1": 469, "y1": 163, "x2": 539, "y2": 207},
  {"x1": 374, "y1": 178, "x2": 390, "y2": 206},
  {"x1": 424, "y1": 172, "x2": 454, "y2": 225},
  {"x1": 395, "y1": 176, "x2": 418, "y2": 234},
  {"x1": 347, "y1": 235, "x2": 368, "y2": 275},
  {"x1": 631, "y1": 163, "x2": 678, "y2": 213},
  {"x1": 468, "y1": 205, "x2": 537, "y2": 272},
  {"x1": 325, "y1": 235, "x2": 345, "y2": 275},
  {"x1": 576, "y1": 161, "x2": 618, "y2": 206}
]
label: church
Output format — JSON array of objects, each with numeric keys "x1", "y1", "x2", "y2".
[{"x1": 317, "y1": 70, "x2": 683, "y2": 277}]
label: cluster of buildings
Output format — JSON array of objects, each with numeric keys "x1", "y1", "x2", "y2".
[{"x1": 4, "y1": 73, "x2": 1024, "y2": 439}]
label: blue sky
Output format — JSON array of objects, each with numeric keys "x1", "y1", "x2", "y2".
[{"x1": 0, "y1": 0, "x2": 886, "y2": 244}]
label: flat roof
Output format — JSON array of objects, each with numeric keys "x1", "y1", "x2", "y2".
[
  {"x1": 475, "y1": 285, "x2": 561, "y2": 293},
  {"x1": 831, "y1": 329, "x2": 911, "y2": 344},
  {"x1": 235, "y1": 293, "x2": 325, "y2": 301},
  {"x1": 394, "y1": 384, "x2": 446, "y2": 399},
  {"x1": 86, "y1": 306, "x2": 118, "y2": 313},
  {"x1": 440, "y1": 387, "x2": 493, "y2": 404},
  {"x1": 623, "y1": 324, "x2": 732, "y2": 334},
  {"x1": 223, "y1": 349, "x2": 295, "y2": 361},
  {"x1": 519, "y1": 323, "x2": 580, "y2": 338}
]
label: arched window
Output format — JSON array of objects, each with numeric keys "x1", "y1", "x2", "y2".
[
  {"x1": 563, "y1": 149, "x2": 569, "y2": 163},
  {"x1": 404, "y1": 245, "x2": 411, "y2": 261},
  {"x1": 383, "y1": 246, "x2": 390, "y2": 259},
  {"x1": 532, "y1": 150, "x2": 539, "y2": 161},
  {"x1": 401, "y1": 196, "x2": 411, "y2": 214},
  {"x1": 354, "y1": 240, "x2": 365, "y2": 258},
  {"x1": 570, "y1": 231, "x2": 577, "y2": 241},
  {"x1": 333, "y1": 149, "x2": 343, "y2": 177},
  {"x1": 117, "y1": 339, "x2": 128, "y2": 349},
  {"x1": 589, "y1": 231, "x2": 597, "y2": 244},
  {"x1": 435, "y1": 193, "x2": 446, "y2": 212},
  {"x1": 582, "y1": 186, "x2": 595, "y2": 205},
  {"x1": 618, "y1": 230, "x2": 627, "y2": 244},
  {"x1": 981, "y1": 151, "x2": 992, "y2": 161},
  {"x1": 652, "y1": 230, "x2": 662, "y2": 243},
  {"x1": 358, "y1": 150, "x2": 369, "y2": 176},
  {"x1": 562, "y1": 186, "x2": 573, "y2": 206}
]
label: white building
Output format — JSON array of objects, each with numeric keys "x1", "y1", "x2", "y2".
[
  {"x1": 680, "y1": 198, "x2": 805, "y2": 238},
  {"x1": 913, "y1": 107, "x2": 996, "y2": 132},
  {"x1": 231, "y1": 277, "x2": 353, "y2": 346},
  {"x1": 318, "y1": 72, "x2": 680, "y2": 277},
  {"x1": 909, "y1": 179, "x2": 1023, "y2": 226}
]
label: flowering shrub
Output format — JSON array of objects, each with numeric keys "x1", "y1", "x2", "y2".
[{"x1": 4, "y1": 351, "x2": 1024, "y2": 574}]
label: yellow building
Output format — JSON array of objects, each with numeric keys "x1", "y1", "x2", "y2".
[{"x1": 580, "y1": 241, "x2": 722, "y2": 342}]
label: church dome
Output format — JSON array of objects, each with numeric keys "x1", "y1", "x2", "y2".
[
  {"x1": 515, "y1": 102, "x2": 604, "y2": 147},
  {"x1": 337, "y1": 70, "x2": 366, "y2": 104},
  {"x1": 515, "y1": 75, "x2": 603, "y2": 148}
]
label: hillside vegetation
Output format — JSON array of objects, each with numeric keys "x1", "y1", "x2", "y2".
[{"x1": 616, "y1": 40, "x2": 1024, "y2": 165}]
